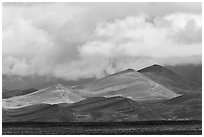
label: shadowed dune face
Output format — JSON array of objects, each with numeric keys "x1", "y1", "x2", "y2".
[
  {"x1": 3, "y1": 104, "x2": 74, "y2": 122},
  {"x1": 1, "y1": 97, "x2": 164, "y2": 122},
  {"x1": 138, "y1": 64, "x2": 201, "y2": 94},
  {"x1": 3, "y1": 94, "x2": 201, "y2": 122},
  {"x1": 74, "y1": 69, "x2": 180, "y2": 101},
  {"x1": 145, "y1": 92, "x2": 202, "y2": 120}
]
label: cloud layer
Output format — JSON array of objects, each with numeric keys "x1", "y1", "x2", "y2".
[{"x1": 3, "y1": 3, "x2": 202, "y2": 80}]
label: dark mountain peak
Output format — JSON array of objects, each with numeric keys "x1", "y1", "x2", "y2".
[
  {"x1": 137, "y1": 64, "x2": 202, "y2": 94},
  {"x1": 152, "y1": 64, "x2": 163, "y2": 68},
  {"x1": 125, "y1": 68, "x2": 135, "y2": 72},
  {"x1": 138, "y1": 64, "x2": 183, "y2": 81},
  {"x1": 138, "y1": 64, "x2": 170, "y2": 73}
]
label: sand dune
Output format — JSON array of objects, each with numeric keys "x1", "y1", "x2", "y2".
[
  {"x1": 3, "y1": 84, "x2": 83, "y2": 109},
  {"x1": 138, "y1": 64, "x2": 201, "y2": 94},
  {"x1": 2, "y1": 65, "x2": 201, "y2": 122},
  {"x1": 3, "y1": 94, "x2": 201, "y2": 122},
  {"x1": 74, "y1": 69, "x2": 180, "y2": 101}
]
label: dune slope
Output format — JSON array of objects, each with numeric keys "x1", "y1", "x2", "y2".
[
  {"x1": 3, "y1": 84, "x2": 83, "y2": 109},
  {"x1": 138, "y1": 64, "x2": 201, "y2": 94},
  {"x1": 75, "y1": 69, "x2": 180, "y2": 101}
]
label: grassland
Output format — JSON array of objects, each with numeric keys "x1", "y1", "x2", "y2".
[{"x1": 2, "y1": 121, "x2": 202, "y2": 135}]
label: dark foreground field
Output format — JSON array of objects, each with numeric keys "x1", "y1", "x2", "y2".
[{"x1": 2, "y1": 121, "x2": 202, "y2": 135}]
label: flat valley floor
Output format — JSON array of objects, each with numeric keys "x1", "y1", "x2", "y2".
[{"x1": 2, "y1": 121, "x2": 202, "y2": 135}]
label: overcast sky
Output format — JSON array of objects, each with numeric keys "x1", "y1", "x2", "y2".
[{"x1": 3, "y1": 2, "x2": 202, "y2": 81}]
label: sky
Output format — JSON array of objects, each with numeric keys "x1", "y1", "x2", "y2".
[{"x1": 2, "y1": 2, "x2": 202, "y2": 85}]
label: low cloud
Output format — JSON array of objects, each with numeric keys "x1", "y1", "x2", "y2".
[{"x1": 3, "y1": 3, "x2": 202, "y2": 80}]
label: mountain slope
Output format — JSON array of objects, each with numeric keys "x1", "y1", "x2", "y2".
[
  {"x1": 3, "y1": 104, "x2": 74, "y2": 122},
  {"x1": 2, "y1": 96, "x2": 163, "y2": 122},
  {"x1": 3, "y1": 94, "x2": 201, "y2": 122},
  {"x1": 145, "y1": 92, "x2": 202, "y2": 120},
  {"x1": 138, "y1": 64, "x2": 201, "y2": 94},
  {"x1": 3, "y1": 84, "x2": 83, "y2": 109},
  {"x1": 2, "y1": 65, "x2": 201, "y2": 122},
  {"x1": 2, "y1": 88, "x2": 38, "y2": 99},
  {"x1": 74, "y1": 69, "x2": 180, "y2": 101}
]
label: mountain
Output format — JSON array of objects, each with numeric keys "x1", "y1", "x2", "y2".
[
  {"x1": 3, "y1": 94, "x2": 201, "y2": 122},
  {"x1": 3, "y1": 84, "x2": 83, "y2": 109},
  {"x1": 1, "y1": 96, "x2": 164, "y2": 122},
  {"x1": 74, "y1": 69, "x2": 180, "y2": 101},
  {"x1": 145, "y1": 92, "x2": 202, "y2": 120},
  {"x1": 138, "y1": 64, "x2": 201, "y2": 94},
  {"x1": 2, "y1": 74, "x2": 96, "y2": 91},
  {"x1": 2, "y1": 104, "x2": 74, "y2": 122},
  {"x1": 2, "y1": 64, "x2": 202, "y2": 122},
  {"x1": 167, "y1": 64, "x2": 202, "y2": 84},
  {"x1": 2, "y1": 88, "x2": 38, "y2": 99}
]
